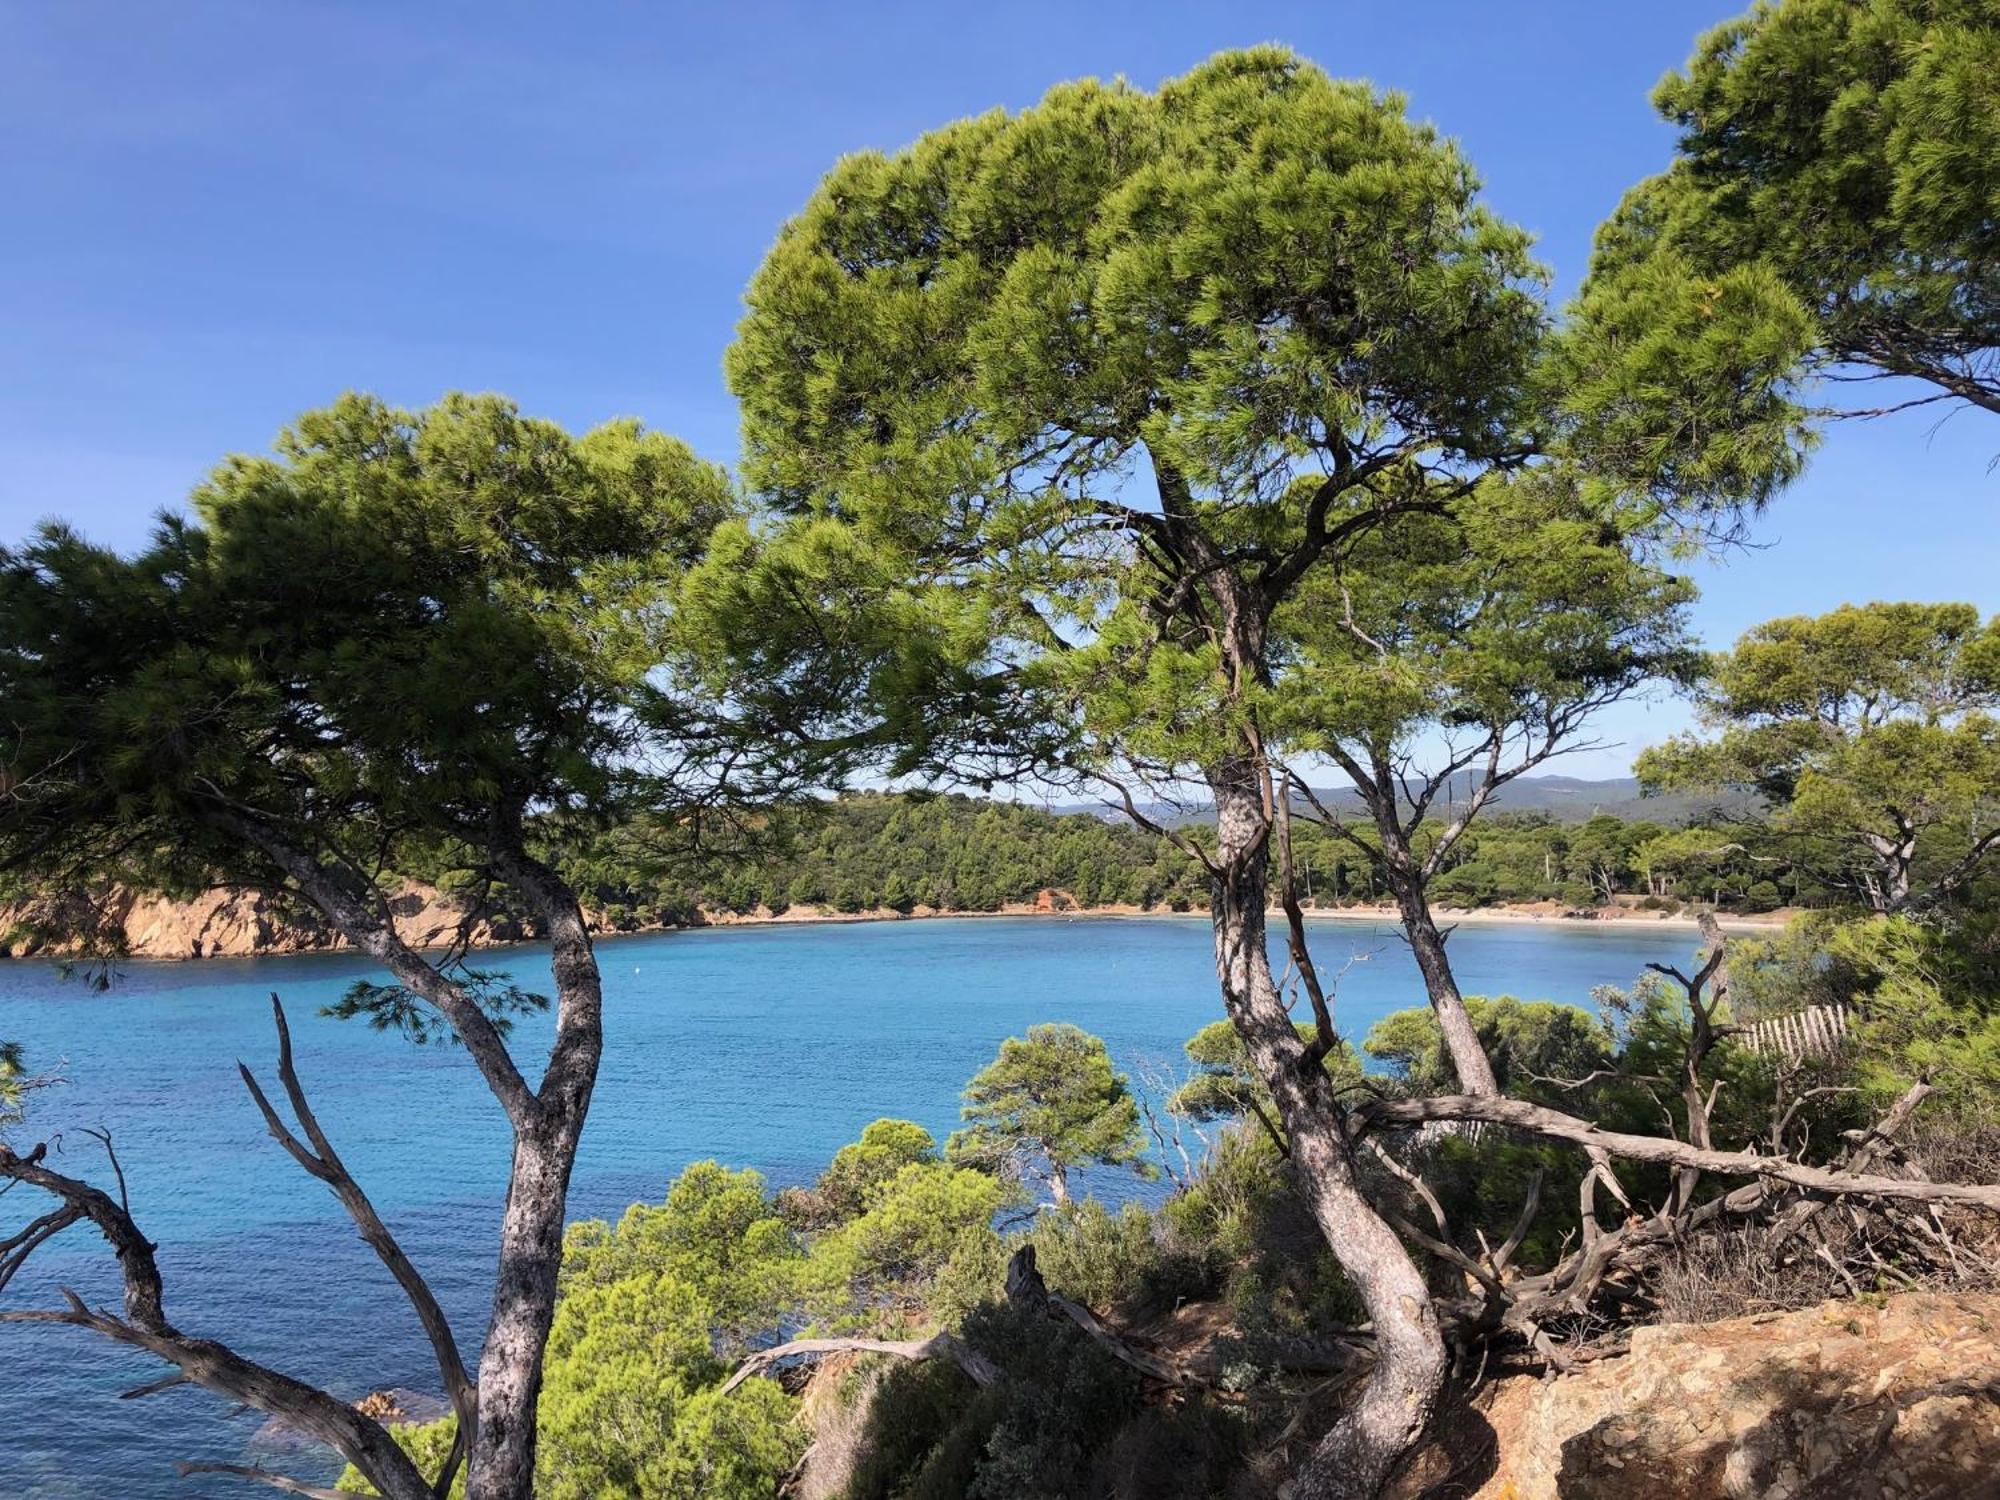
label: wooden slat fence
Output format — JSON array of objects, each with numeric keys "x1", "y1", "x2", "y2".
[{"x1": 1740, "y1": 1002, "x2": 1851, "y2": 1062}]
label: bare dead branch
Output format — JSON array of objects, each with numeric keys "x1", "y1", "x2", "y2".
[
  {"x1": 0, "y1": 1138, "x2": 434, "y2": 1500},
  {"x1": 173, "y1": 1462, "x2": 351, "y2": 1499},
  {"x1": 720, "y1": 1333, "x2": 1001, "y2": 1394},
  {"x1": 1355, "y1": 1093, "x2": 2000, "y2": 1210},
  {"x1": 1006, "y1": 1244, "x2": 1192, "y2": 1385},
  {"x1": 238, "y1": 993, "x2": 477, "y2": 1490}
]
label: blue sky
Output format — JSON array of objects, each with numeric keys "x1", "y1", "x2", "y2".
[{"x1": 3, "y1": 1, "x2": 1994, "y2": 777}]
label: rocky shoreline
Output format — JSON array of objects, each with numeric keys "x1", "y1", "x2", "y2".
[{"x1": 0, "y1": 881, "x2": 1787, "y2": 963}]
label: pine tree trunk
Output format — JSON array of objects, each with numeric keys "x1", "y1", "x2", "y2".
[
  {"x1": 464, "y1": 881, "x2": 603, "y2": 1500},
  {"x1": 463, "y1": 1119, "x2": 585, "y2": 1498},
  {"x1": 1385, "y1": 867, "x2": 1500, "y2": 1097},
  {"x1": 1208, "y1": 763, "x2": 1447, "y2": 1500}
]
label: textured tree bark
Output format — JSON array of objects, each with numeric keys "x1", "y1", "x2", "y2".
[
  {"x1": 1384, "y1": 866, "x2": 1500, "y2": 1098},
  {"x1": 462, "y1": 852, "x2": 603, "y2": 1500},
  {"x1": 464, "y1": 1123, "x2": 584, "y2": 1497},
  {"x1": 220, "y1": 816, "x2": 607, "y2": 1500},
  {"x1": 1208, "y1": 764, "x2": 1447, "y2": 1500}
]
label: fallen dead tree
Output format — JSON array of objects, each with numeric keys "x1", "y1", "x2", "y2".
[
  {"x1": 721, "y1": 1244, "x2": 1205, "y2": 1398},
  {"x1": 1353, "y1": 1087, "x2": 2000, "y2": 1212},
  {"x1": 721, "y1": 1331, "x2": 1002, "y2": 1394}
]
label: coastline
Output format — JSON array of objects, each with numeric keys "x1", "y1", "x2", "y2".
[
  {"x1": 1, "y1": 883, "x2": 1790, "y2": 964},
  {"x1": 690, "y1": 900, "x2": 1790, "y2": 935}
]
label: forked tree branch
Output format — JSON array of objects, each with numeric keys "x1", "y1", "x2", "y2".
[
  {"x1": 239, "y1": 993, "x2": 476, "y2": 1495},
  {"x1": 0, "y1": 1069, "x2": 440, "y2": 1498}
]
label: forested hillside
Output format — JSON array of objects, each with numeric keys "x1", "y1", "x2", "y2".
[
  {"x1": 555, "y1": 791, "x2": 1818, "y2": 928},
  {"x1": 559, "y1": 794, "x2": 1205, "y2": 925},
  {"x1": 1076, "y1": 773, "x2": 1756, "y2": 830}
]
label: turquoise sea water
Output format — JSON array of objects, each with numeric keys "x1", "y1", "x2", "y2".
[{"x1": 0, "y1": 914, "x2": 1703, "y2": 1497}]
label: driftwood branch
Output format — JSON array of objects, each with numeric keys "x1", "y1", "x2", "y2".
[
  {"x1": 720, "y1": 1245, "x2": 1198, "y2": 1404},
  {"x1": 1005, "y1": 1244, "x2": 1194, "y2": 1384}
]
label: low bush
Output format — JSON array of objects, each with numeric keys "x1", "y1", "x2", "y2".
[
  {"x1": 1024, "y1": 1198, "x2": 1208, "y2": 1313},
  {"x1": 1090, "y1": 1403, "x2": 1255, "y2": 1500}
]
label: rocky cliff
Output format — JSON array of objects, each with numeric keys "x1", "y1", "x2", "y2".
[
  {"x1": 1392, "y1": 1292, "x2": 2000, "y2": 1500},
  {"x1": 0, "y1": 884, "x2": 1143, "y2": 961},
  {"x1": 0, "y1": 882, "x2": 523, "y2": 960}
]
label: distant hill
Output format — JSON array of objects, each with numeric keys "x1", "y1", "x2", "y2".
[{"x1": 1056, "y1": 774, "x2": 1755, "y2": 828}]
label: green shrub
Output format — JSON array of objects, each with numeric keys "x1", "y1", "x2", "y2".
[
  {"x1": 338, "y1": 1273, "x2": 798, "y2": 1500},
  {"x1": 335, "y1": 1416, "x2": 461, "y2": 1497},
  {"x1": 1024, "y1": 1199, "x2": 1164, "y2": 1310},
  {"x1": 1091, "y1": 1402, "x2": 1251, "y2": 1500},
  {"x1": 560, "y1": 1160, "x2": 800, "y2": 1346},
  {"x1": 956, "y1": 1302, "x2": 1142, "y2": 1500},
  {"x1": 821, "y1": 1120, "x2": 939, "y2": 1215},
  {"x1": 1160, "y1": 1125, "x2": 1360, "y2": 1351},
  {"x1": 1363, "y1": 995, "x2": 1614, "y2": 1101},
  {"x1": 1158, "y1": 1126, "x2": 1288, "y2": 1267},
  {"x1": 535, "y1": 1271, "x2": 732, "y2": 1498},
  {"x1": 925, "y1": 1228, "x2": 1011, "y2": 1329},
  {"x1": 806, "y1": 1160, "x2": 1012, "y2": 1317},
  {"x1": 839, "y1": 1359, "x2": 983, "y2": 1500},
  {"x1": 642, "y1": 1380, "x2": 804, "y2": 1499},
  {"x1": 838, "y1": 1303, "x2": 1143, "y2": 1500}
]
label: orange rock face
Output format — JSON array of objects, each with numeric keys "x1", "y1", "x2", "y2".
[
  {"x1": 1, "y1": 881, "x2": 522, "y2": 960},
  {"x1": 1392, "y1": 1293, "x2": 2000, "y2": 1500}
]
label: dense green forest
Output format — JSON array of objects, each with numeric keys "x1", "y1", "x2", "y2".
[
  {"x1": 563, "y1": 794, "x2": 1199, "y2": 923},
  {"x1": 558, "y1": 791, "x2": 1820, "y2": 927}
]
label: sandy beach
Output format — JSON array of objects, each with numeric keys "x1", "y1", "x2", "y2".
[{"x1": 688, "y1": 898, "x2": 1791, "y2": 935}]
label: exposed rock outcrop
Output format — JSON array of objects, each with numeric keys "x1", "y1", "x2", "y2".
[
  {"x1": 250, "y1": 1387, "x2": 450, "y2": 1451},
  {"x1": 1391, "y1": 1293, "x2": 2000, "y2": 1500},
  {"x1": 0, "y1": 881, "x2": 523, "y2": 960}
]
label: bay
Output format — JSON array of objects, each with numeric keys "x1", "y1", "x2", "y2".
[{"x1": 0, "y1": 914, "x2": 1704, "y2": 1497}]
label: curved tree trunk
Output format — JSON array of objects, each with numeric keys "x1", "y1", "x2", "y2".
[
  {"x1": 1209, "y1": 764, "x2": 1447, "y2": 1500},
  {"x1": 1385, "y1": 867, "x2": 1499, "y2": 1098},
  {"x1": 465, "y1": 860, "x2": 604, "y2": 1500}
]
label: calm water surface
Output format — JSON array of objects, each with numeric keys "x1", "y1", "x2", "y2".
[{"x1": 0, "y1": 915, "x2": 1702, "y2": 1497}]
